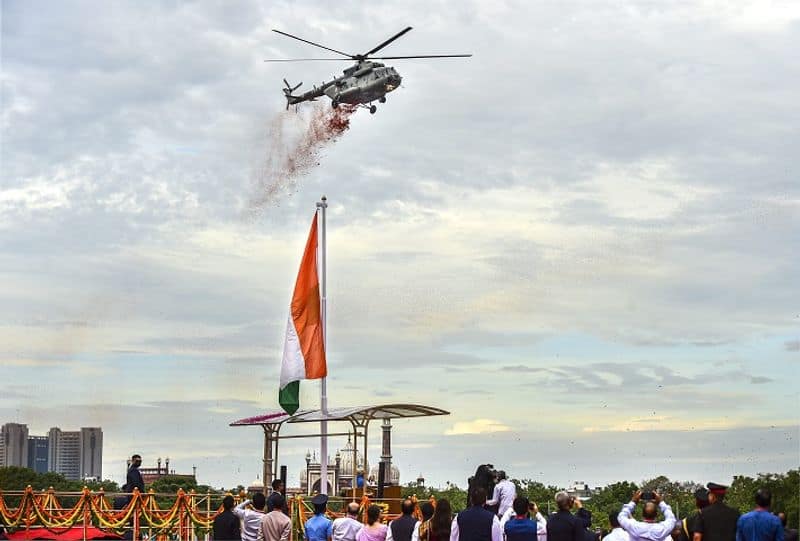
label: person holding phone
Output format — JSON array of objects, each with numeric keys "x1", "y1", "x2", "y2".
[{"x1": 617, "y1": 491, "x2": 676, "y2": 541}]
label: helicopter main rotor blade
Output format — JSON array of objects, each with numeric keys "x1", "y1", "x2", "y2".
[
  {"x1": 363, "y1": 26, "x2": 413, "y2": 57},
  {"x1": 272, "y1": 29, "x2": 353, "y2": 58},
  {"x1": 368, "y1": 54, "x2": 473, "y2": 59},
  {"x1": 265, "y1": 58, "x2": 353, "y2": 62}
]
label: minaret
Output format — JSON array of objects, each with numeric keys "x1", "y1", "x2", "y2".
[{"x1": 380, "y1": 418, "x2": 392, "y2": 485}]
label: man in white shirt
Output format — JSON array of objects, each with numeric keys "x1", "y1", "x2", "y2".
[
  {"x1": 500, "y1": 501, "x2": 548, "y2": 541},
  {"x1": 618, "y1": 491, "x2": 676, "y2": 541},
  {"x1": 235, "y1": 493, "x2": 268, "y2": 541},
  {"x1": 487, "y1": 471, "x2": 517, "y2": 518},
  {"x1": 332, "y1": 502, "x2": 363, "y2": 541},
  {"x1": 602, "y1": 512, "x2": 630, "y2": 541}
]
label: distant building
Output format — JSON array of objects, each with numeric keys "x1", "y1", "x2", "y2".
[
  {"x1": 299, "y1": 427, "x2": 400, "y2": 496},
  {"x1": 80, "y1": 427, "x2": 102, "y2": 479},
  {"x1": 48, "y1": 426, "x2": 103, "y2": 480},
  {"x1": 565, "y1": 481, "x2": 594, "y2": 501},
  {"x1": 27, "y1": 435, "x2": 49, "y2": 473},
  {"x1": 247, "y1": 477, "x2": 264, "y2": 495},
  {"x1": 1, "y1": 423, "x2": 30, "y2": 467},
  {"x1": 49, "y1": 428, "x2": 80, "y2": 480},
  {"x1": 135, "y1": 457, "x2": 196, "y2": 485}
]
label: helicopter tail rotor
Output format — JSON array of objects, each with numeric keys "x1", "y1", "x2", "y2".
[{"x1": 282, "y1": 79, "x2": 303, "y2": 109}]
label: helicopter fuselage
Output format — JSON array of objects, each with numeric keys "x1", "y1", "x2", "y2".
[
  {"x1": 286, "y1": 61, "x2": 402, "y2": 111},
  {"x1": 272, "y1": 26, "x2": 469, "y2": 114},
  {"x1": 327, "y1": 62, "x2": 402, "y2": 105}
]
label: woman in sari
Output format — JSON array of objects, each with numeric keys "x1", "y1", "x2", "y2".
[{"x1": 357, "y1": 505, "x2": 388, "y2": 541}]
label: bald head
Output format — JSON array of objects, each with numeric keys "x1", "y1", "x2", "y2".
[
  {"x1": 347, "y1": 502, "x2": 360, "y2": 516},
  {"x1": 643, "y1": 501, "x2": 658, "y2": 520}
]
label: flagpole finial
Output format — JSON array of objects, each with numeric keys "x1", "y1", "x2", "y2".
[{"x1": 317, "y1": 196, "x2": 328, "y2": 209}]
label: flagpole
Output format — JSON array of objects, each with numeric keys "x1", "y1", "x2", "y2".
[{"x1": 316, "y1": 195, "x2": 328, "y2": 495}]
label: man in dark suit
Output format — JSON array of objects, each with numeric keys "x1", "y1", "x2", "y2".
[
  {"x1": 267, "y1": 479, "x2": 288, "y2": 514},
  {"x1": 212, "y1": 495, "x2": 241, "y2": 541},
  {"x1": 547, "y1": 492, "x2": 592, "y2": 541},
  {"x1": 126, "y1": 454, "x2": 145, "y2": 495},
  {"x1": 693, "y1": 483, "x2": 740, "y2": 541},
  {"x1": 388, "y1": 499, "x2": 418, "y2": 541},
  {"x1": 451, "y1": 487, "x2": 502, "y2": 541}
]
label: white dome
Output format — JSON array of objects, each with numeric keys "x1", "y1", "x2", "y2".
[
  {"x1": 369, "y1": 463, "x2": 400, "y2": 485},
  {"x1": 338, "y1": 438, "x2": 365, "y2": 475},
  {"x1": 250, "y1": 478, "x2": 264, "y2": 488}
]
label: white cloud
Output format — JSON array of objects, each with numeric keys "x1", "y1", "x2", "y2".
[
  {"x1": 1, "y1": 0, "x2": 797, "y2": 490},
  {"x1": 445, "y1": 419, "x2": 512, "y2": 436}
]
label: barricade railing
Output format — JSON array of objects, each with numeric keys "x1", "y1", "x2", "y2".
[{"x1": 0, "y1": 487, "x2": 434, "y2": 541}]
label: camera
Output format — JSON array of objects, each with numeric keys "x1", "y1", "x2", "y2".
[{"x1": 640, "y1": 491, "x2": 655, "y2": 501}]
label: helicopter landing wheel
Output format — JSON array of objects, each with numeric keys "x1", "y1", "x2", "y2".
[
  {"x1": 332, "y1": 100, "x2": 339, "y2": 110},
  {"x1": 379, "y1": 96, "x2": 386, "y2": 103},
  {"x1": 369, "y1": 105, "x2": 377, "y2": 114}
]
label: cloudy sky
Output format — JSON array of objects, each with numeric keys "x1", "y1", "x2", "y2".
[{"x1": 2, "y1": 0, "x2": 798, "y2": 491}]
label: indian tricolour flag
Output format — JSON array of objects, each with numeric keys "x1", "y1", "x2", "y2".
[{"x1": 279, "y1": 214, "x2": 327, "y2": 415}]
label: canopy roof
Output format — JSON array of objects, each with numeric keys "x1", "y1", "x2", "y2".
[{"x1": 230, "y1": 403, "x2": 449, "y2": 427}]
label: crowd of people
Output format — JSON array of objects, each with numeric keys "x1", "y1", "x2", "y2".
[
  {"x1": 205, "y1": 481, "x2": 793, "y2": 541},
  {"x1": 118, "y1": 457, "x2": 796, "y2": 541}
]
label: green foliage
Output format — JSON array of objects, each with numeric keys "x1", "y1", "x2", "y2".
[
  {"x1": 0, "y1": 466, "x2": 42, "y2": 491},
  {"x1": 402, "y1": 481, "x2": 468, "y2": 512},
  {"x1": 0, "y1": 466, "x2": 118, "y2": 493},
  {"x1": 85, "y1": 479, "x2": 120, "y2": 492},
  {"x1": 149, "y1": 475, "x2": 200, "y2": 508},
  {"x1": 582, "y1": 481, "x2": 640, "y2": 529},
  {"x1": 513, "y1": 479, "x2": 560, "y2": 513},
  {"x1": 727, "y1": 470, "x2": 799, "y2": 529},
  {"x1": 0, "y1": 466, "x2": 121, "y2": 510},
  {"x1": 148, "y1": 474, "x2": 199, "y2": 494}
]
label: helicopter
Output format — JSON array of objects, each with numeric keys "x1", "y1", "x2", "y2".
[{"x1": 265, "y1": 27, "x2": 471, "y2": 114}]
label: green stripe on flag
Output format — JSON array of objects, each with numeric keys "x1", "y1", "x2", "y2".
[{"x1": 279, "y1": 380, "x2": 300, "y2": 415}]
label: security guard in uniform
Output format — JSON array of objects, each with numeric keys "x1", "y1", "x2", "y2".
[
  {"x1": 305, "y1": 494, "x2": 333, "y2": 541},
  {"x1": 693, "y1": 483, "x2": 740, "y2": 541}
]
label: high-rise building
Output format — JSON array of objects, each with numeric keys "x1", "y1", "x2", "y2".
[
  {"x1": 48, "y1": 427, "x2": 81, "y2": 480},
  {"x1": 27, "y1": 435, "x2": 49, "y2": 473},
  {"x1": 2, "y1": 424, "x2": 102, "y2": 480},
  {"x1": 79, "y1": 427, "x2": 102, "y2": 479},
  {"x1": 1, "y1": 423, "x2": 29, "y2": 467}
]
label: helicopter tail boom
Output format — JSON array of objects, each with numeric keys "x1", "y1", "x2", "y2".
[{"x1": 282, "y1": 79, "x2": 305, "y2": 110}]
